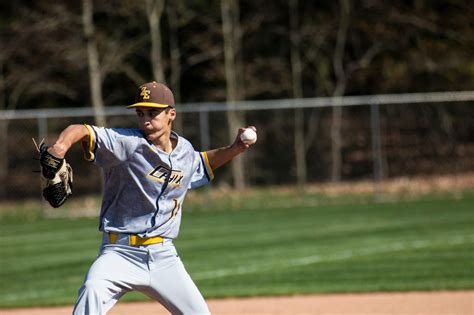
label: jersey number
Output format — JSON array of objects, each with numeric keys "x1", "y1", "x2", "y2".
[{"x1": 170, "y1": 198, "x2": 180, "y2": 219}]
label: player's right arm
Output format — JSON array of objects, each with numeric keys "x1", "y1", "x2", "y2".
[
  {"x1": 47, "y1": 124, "x2": 90, "y2": 158},
  {"x1": 205, "y1": 126, "x2": 257, "y2": 170}
]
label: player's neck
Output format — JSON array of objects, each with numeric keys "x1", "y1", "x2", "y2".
[
  {"x1": 153, "y1": 139, "x2": 172, "y2": 154},
  {"x1": 152, "y1": 132, "x2": 175, "y2": 153}
]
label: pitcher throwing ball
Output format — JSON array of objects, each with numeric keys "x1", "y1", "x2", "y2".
[{"x1": 39, "y1": 82, "x2": 256, "y2": 315}]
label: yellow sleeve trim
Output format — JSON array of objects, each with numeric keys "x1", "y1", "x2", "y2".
[
  {"x1": 82, "y1": 124, "x2": 96, "y2": 162},
  {"x1": 202, "y1": 151, "x2": 215, "y2": 180}
]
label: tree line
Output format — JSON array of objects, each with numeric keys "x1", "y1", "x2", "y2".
[{"x1": 0, "y1": 0, "x2": 473, "y2": 191}]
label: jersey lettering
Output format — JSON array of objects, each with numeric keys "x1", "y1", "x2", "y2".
[{"x1": 149, "y1": 165, "x2": 184, "y2": 187}]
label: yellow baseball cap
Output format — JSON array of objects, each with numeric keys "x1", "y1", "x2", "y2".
[{"x1": 127, "y1": 81, "x2": 175, "y2": 108}]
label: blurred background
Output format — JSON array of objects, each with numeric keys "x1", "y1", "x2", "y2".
[
  {"x1": 0, "y1": 0, "x2": 473, "y2": 310},
  {"x1": 1, "y1": 0, "x2": 473, "y2": 205}
]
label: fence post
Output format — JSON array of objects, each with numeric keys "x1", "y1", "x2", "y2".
[
  {"x1": 37, "y1": 115, "x2": 49, "y2": 214},
  {"x1": 199, "y1": 109, "x2": 212, "y2": 202},
  {"x1": 370, "y1": 103, "x2": 384, "y2": 198},
  {"x1": 38, "y1": 114, "x2": 48, "y2": 142},
  {"x1": 199, "y1": 109, "x2": 210, "y2": 150}
]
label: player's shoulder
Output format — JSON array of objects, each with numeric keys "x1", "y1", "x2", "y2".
[
  {"x1": 173, "y1": 131, "x2": 195, "y2": 152},
  {"x1": 110, "y1": 127, "x2": 143, "y2": 138},
  {"x1": 92, "y1": 126, "x2": 144, "y2": 139}
]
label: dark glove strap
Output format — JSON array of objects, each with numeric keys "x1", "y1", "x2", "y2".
[{"x1": 40, "y1": 145, "x2": 64, "y2": 179}]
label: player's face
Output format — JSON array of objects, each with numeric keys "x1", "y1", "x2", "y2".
[{"x1": 135, "y1": 107, "x2": 176, "y2": 141}]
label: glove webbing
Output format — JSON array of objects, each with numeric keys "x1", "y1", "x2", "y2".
[{"x1": 43, "y1": 182, "x2": 69, "y2": 208}]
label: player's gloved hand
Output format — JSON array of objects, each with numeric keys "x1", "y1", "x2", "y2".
[
  {"x1": 39, "y1": 143, "x2": 64, "y2": 179},
  {"x1": 38, "y1": 143, "x2": 74, "y2": 208}
]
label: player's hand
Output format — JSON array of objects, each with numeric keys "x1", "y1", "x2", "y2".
[
  {"x1": 39, "y1": 143, "x2": 65, "y2": 179},
  {"x1": 37, "y1": 143, "x2": 74, "y2": 207},
  {"x1": 232, "y1": 126, "x2": 257, "y2": 153}
]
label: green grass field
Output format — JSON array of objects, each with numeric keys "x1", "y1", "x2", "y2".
[{"x1": 0, "y1": 191, "x2": 473, "y2": 308}]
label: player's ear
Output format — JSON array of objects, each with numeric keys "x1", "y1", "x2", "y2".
[
  {"x1": 169, "y1": 107, "x2": 176, "y2": 119},
  {"x1": 167, "y1": 107, "x2": 176, "y2": 123}
]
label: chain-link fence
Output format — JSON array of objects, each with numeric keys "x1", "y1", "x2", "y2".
[{"x1": 1, "y1": 92, "x2": 473, "y2": 204}]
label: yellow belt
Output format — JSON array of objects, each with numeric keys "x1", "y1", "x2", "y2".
[{"x1": 108, "y1": 232, "x2": 165, "y2": 246}]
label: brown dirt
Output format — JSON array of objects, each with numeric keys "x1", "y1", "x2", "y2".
[{"x1": 1, "y1": 291, "x2": 472, "y2": 315}]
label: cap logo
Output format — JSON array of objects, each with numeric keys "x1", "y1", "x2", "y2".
[{"x1": 140, "y1": 86, "x2": 151, "y2": 100}]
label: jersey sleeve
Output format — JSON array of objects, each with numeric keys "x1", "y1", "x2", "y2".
[
  {"x1": 189, "y1": 151, "x2": 214, "y2": 189},
  {"x1": 81, "y1": 124, "x2": 138, "y2": 167}
]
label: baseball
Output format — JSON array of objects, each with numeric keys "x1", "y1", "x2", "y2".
[{"x1": 240, "y1": 128, "x2": 257, "y2": 145}]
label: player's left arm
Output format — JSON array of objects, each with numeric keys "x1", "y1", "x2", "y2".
[
  {"x1": 205, "y1": 126, "x2": 256, "y2": 170},
  {"x1": 48, "y1": 124, "x2": 90, "y2": 158}
]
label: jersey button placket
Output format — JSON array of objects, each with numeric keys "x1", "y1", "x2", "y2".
[{"x1": 152, "y1": 155, "x2": 172, "y2": 226}]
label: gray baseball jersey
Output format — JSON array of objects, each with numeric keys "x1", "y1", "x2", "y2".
[
  {"x1": 73, "y1": 124, "x2": 213, "y2": 314},
  {"x1": 82, "y1": 124, "x2": 214, "y2": 239}
]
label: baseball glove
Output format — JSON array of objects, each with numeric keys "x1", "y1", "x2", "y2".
[{"x1": 38, "y1": 143, "x2": 73, "y2": 208}]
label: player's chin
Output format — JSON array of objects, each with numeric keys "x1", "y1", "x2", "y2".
[
  {"x1": 145, "y1": 133, "x2": 157, "y2": 142},
  {"x1": 140, "y1": 130, "x2": 154, "y2": 141}
]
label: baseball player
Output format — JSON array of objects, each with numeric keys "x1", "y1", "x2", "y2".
[{"x1": 40, "y1": 82, "x2": 256, "y2": 315}]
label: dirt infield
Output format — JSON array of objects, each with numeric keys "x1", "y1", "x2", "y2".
[{"x1": 2, "y1": 291, "x2": 472, "y2": 315}]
